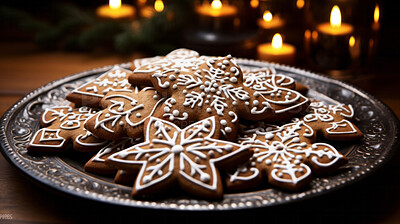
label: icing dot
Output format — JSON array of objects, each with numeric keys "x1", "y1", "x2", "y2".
[
  {"x1": 312, "y1": 145, "x2": 318, "y2": 149},
  {"x1": 175, "y1": 70, "x2": 180, "y2": 74},
  {"x1": 254, "y1": 148, "x2": 260, "y2": 153},
  {"x1": 221, "y1": 65, "x2": 226, "y2": 70},
  {"x1": 205, "y1": 81, "x2": 210, "y2": 86},
  {"x1": 200, "y1": 85, "x2": 205, "y2": 90},
  {"x1": 253, "y1": 100, "x2": 259, "y2": 106},
  {"x1": 208, "y1": 151, "x2": 215, "y2": 158},
  {"x1": 170, "y1": 99, "x2": 176, "y2": 104},
  {"x1": 169, "y1": 75, "x2": 176, "y2": 81},
  {"x1": 324, "y1": 148, "x2": 329, "y2": 152},
  {"x1": 245, "y1": 101, "x2": 250, "y2": 106},
  {"x1": 210, "y1": 87, "x2": 216, "y2": 92},
  {"x1": 200, "y1": 173, "x2": 210, "y2": 182},
  {"x1": 195, "y1": 157, "x2": 201, "y2": 163},
  {"x1": 277, "y1": 172, "x2": 283, "y2": 177},
  {"x1": 294, "y1": 160, "x2": 300, "y2": 165},
  {"x1": 223, "y1": 60, "x2": 229, "y2": 65},
  {"x1": 205, "y1": 100, "x2": 209, "y2": 104},
  {"x1": 213, "y1": 83, "x2": 219, "y2": 88},
  {"x1": 143, "y1": 176, "x2": 151, "y2": 184},
  {"x1": 224, "y1": 127, "x2": 232, "y2": 133},
  {"x1": 118, "y1": 107, "x2": 123, "y2": 112},
  {"x1": 216, "y1": 91, "x2": 221, "y2": 95},
  {"x1": 67, "y1": 121, "x2": 74, "y2": 126},
  {"x1": 136, "y1": 113, "x2": 141, "y2": 118},
  {"x1": 119, "y1": 121, "x2": 124, "y2": 125},
  {"x1": 210, "y1": 59, "x2": 215, "y2": 64},
  {"x1": 164, "y1": 107, "x2": 170, "y2": 112},
  {"x1": 206, "y1": 108, "x2": 212, "y2": 113},
  {"x1": 293, "y1": 137, "x2": 300, "y2": 143},
  {"x1": 171, "y1": 145, "x2": 184, "y2": 154},
  {"x1": 232, "y1": 101, "x2": 237, "y2": 106},
  {"x1": 157, "y1": 134, "x2": 163, "y2": 139},
  {"x1": 201, "y1": 92, "x2": 206, "y2": 97},
  {"x1": 198, "y1": 133, "x2": 203, "y2": 138},
  {"x1": 265, "y1": 133, "x2": 274, "y2": 140},
  {"x1": 265, "y1": 159, "x2": 272, "y2": 165},
  {"x1": 220, "y1": 120, "x2": 227, "y2": 126},
  {"x1": 204, "y1": 88, "x2": 210, "y2": 93},
  {"x1": 225, "y1": 72, "x2": 230, "y2": 76},
  {"x1": 157, "y1": 170, "x2": 163, "y2": 176},
  {"x1": 172, "y1": 110, "x2": 179, "y2": 116},
  {"x1": 156, "y1": 158, "x2": 161, "y2": 163},
  {"x1": 172, "y1": 84, "x2": 178, "y2": 90},
  {"x1": 270, "y1": 93, "x2": 275, "y2": 97},
  {"x1": 225, "y1": 145, "x2": 233, "y2": 151},
  {"x1": 131, "y1": 101, "x2": 137, "y2": 106},
  {"x1": 165, "y1": 126, "x2": 171, "y2": 131},
  {"x1": 203, "y1": 121, "x2": 211, "y2": 128},
  {"x1": 217, "y1": 62, "x2": 222, "y2": 67},
  {"x1": 296, "y1": 155, "x2": 302, "y2": 160},
  {"x1": 50, "y1": 133, "x2": 54, "y2": 137},
  {"x1": 188, "y1": 129, "x2": 193, "y2": 134},
  {"x1": 149, "y1": 144, "x2": 154, "y2": 148},
  {"x1": 183, "y1": 90, "x2": 187, "y2": 94},
  {"x1": 153, "y1": 95, "x2": 159, "y2": 100},
  {"x1": 45, "y1": 133, "x2": 49, "y2": 137},
  {"x1": 113, "y1": 83, "x2": 118, "y2": 87},
  {"x1": 229, "y1": 77, "x2": 238, "y2": 83},
  {"x1": 207, "y1": 95, "x2": 211, "y2": 99},
  {"x1": 230, "y1": 67, "x2": 236, "y2": 72}
]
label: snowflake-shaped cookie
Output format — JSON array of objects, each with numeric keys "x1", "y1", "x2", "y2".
[
  {"x1": 67, "y1": 66, "x2": 134, "y2": 107},
  {"x1": 106, "y1": 116, "x2": 252, "y2": 199},
  {"x1": 85, "y1": 87, "x2": 165, "y2": 140},
  {"x1": 300, "y1": 100, "x2": 362, "y2": 141},
  {"x1": 28, "y1": 106, "x2": 108, "y2": 153},
  {"x1": 226, "y1": 120, "x2": 348, "y2": 191},
  {"x1": 130, "y1": 49, "x2": 309, "y2": 140}
]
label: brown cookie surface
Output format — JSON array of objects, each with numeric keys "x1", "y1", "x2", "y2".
[{"x1": 28, "y1": 106, "x2": 107, "y2": 153}]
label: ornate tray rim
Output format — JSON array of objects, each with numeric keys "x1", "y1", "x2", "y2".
[{"x1": 1, "y1": 59, "x2": 399, "y2": 211}]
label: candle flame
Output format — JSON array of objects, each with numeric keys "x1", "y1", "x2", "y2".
[
  {"x1": 272, "y1": 33, "x2": 283, "y2": 49},
  {"x1": 349, "y1": 36, "x2": 355, "y2": 47},
  {"x1": 374, "y1": 4, "x2": 380, "y2": 23},
  {"x1": 296, "y1": 0, "x2": 305, "y2": 9},
  {"x1": 211, "y1": 0, "x2": 222, "y2": 10},
  {"x1": 109, "y1": 0, "x2": 121, "y2": 9},
  {"x1": 263, "y1": 10, "x2": 273, "y2": 22},
  {"x1": 154, "y1": 0, "x2": 164, "y2": 12},
  {"x1": 250, "y1": 0, "x2": 259, "y2": 8},
  {"x1": 330, "y1": 5, "x2": 341, "y2": 28}
]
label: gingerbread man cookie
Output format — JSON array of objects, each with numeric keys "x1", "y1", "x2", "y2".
[
  {"x1": 84, "y1": 87, "x2": 165, "y2": 140},
  {"x1": 130, "y1": 49, "x2": 309, "y2": 140},
  {"x1": 226, "y1": 120, "x2": 348, "y2": 191},
  {"x1": 67, "y1": 66, "x2": 134, "y2": 107},
  {"x1": 300, "y1": 100, "x2": 362, "y2": 141},
  {"x1": 106, "y1": 116, "x2": 252, "y2": 199},
  {"x1": 28, "y1": 106, "x2": 107, "y2": 153}
]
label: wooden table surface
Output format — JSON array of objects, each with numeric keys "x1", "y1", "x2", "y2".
[{"x1": 0, "y1": 42, "x2": 399, "y2": 224}]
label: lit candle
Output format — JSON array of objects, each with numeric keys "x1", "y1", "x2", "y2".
[
  {"x1": 372, "y1": 4, "x2": 380, "y2": 31},
  {"x1": 257, "y1": 10, "x2": 285, "y2": 30},
  {"x1": 195, "y1": 0, "x2": 238, "y2": 31},
  {"x1": 96, "y1": 0, "x2": 135, "y2": 20},
  {"x1": 196, "y1": 0, "x2": 238, "y2": 18},
  {"x1": 257, "y1": 33, "x2": 296, "y2": 65},
  {"x1": 316, "y1": 5, "x2": 353, "y2": 36},
  {"x1": 140, "y1": 0, "x2": 165, "y2": 19},
  {"x1": 311, "y1": 5, "x2": 356, "y2": 71}
]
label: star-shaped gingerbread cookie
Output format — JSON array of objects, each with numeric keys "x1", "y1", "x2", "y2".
[
  {"x1": 106, "y1": 116, "x2": 252, "y2": 199},
  {"x1": 28, "y1": 106, "x2": 107, "y2": 153}
]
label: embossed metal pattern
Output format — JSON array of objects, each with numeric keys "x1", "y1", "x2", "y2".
[{"x1": 1, "y1": 60, "x2": 399, "y2": 211}]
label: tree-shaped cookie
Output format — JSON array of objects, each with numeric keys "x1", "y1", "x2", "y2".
[
  {"x1": 225, "y1": 120, "x2": 348, "y2": 191},
  {"x1": 300, "y1": 100, "x2": 362, "y2": 141},
  {"x1": 28, "y1": 106, "x2": 108, "y2": 153},
  {"x1": 130, "y1": 49, "x2": 309, "y2": 140},
  {"x1": 84, "y1": 87, "x2": 165, "y2": 140},
  {"x1": 67, "y1": 66, "x2": 134, "y2": 107},
  {"x1": 106, "y1": 116, "x2": 252, "y2": 199}
]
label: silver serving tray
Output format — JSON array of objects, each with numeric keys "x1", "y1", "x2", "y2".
[{"x1": 1, "y1": 59, "x2": 399, "y2": 211}]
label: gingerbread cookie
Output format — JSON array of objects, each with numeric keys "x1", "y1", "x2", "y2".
[
  {"x1": 114, "y1": 170, "x2": 136, "y2": 186},
  {"x1": 84, "y1": 87, "x2": 165, "y2": 140},
  {"x1": 226, "y1": 120, "x2": 348, "y2": 191},
  {"x1": 67, "y1": 66, "x2": 134, "y2": 107},
  {"x1": 106, "y1": 116, "x2": 252, "y2": 199},
  {"x1": 28, "y1": 106, "x2": 107, "y2": 153},
  {"x1": 84, "y1": 137, "x2": 139, "y2": 175},
  {"x1": 300, "y1": 100, "x2": 362, "y2": 141},
  {"x1": 130, "y1": 50, "x2": 309, "y2": 140}
]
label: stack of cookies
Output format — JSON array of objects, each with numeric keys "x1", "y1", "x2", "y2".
[{"x1": 27, "y1": 49, "x2": 363, "y2": 200}]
